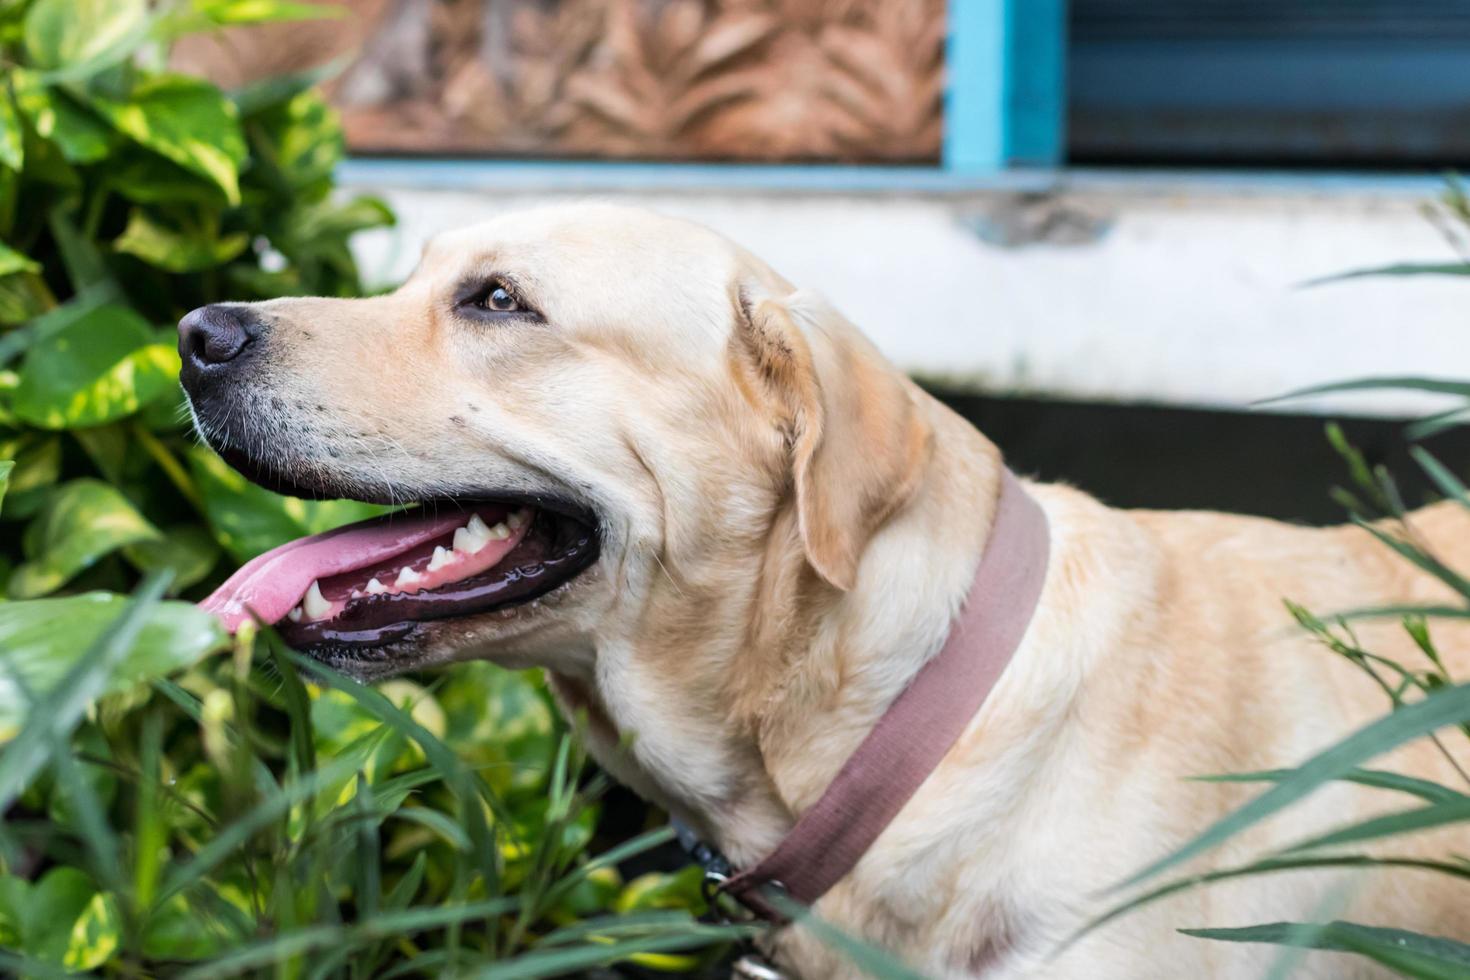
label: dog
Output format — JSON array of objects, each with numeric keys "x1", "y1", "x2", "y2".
[{"x1": 179, "y1": 203, "x2": 1470, "y2": 978}]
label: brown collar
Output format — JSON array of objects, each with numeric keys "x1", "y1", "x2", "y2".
[{"x1": 692, "y1": 469, "x2": 1051, "y2": 923}]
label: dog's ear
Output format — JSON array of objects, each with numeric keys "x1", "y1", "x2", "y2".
[{"x1": 732, "y1": 287, "x2": 932, "y2": 590}]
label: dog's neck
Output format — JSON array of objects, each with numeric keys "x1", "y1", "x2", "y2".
[
  {"x1": 733, "y1": 404, "x2": 1004, "y2": 857},
  {"x1": 550, "y1": 393, "x2": 1005, "y2": 873}
]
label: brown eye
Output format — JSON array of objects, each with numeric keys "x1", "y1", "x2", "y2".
[
  {"x1": 455, "y1": 277, "x2": 539, "y2": 321},
  {"x1": 481, "y1": 286, "x2": 519, "y2": 313}
]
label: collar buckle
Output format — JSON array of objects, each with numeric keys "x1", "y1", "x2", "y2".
[
  {"x1": 700, "y1": 866, "x2": 732, "y2": 913},
  {"x1": 703, "y1": 867, "x2": 791, "y2": 923},
  {"x1": 676, "y1": 819, "x2": 792, "y2": 924}
]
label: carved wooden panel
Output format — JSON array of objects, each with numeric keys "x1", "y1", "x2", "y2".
[{"x1": 175, "y1": 0, "x2": 945, "y2": 162}]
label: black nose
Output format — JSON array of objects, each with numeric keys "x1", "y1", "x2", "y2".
[{"x1": 178, "y1": 305, "x2": 256, "y2": 370}]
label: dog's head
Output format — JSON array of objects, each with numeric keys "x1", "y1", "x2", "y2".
[{"x1": 181, "y1": 204, "x2": 930, "y2": 678}]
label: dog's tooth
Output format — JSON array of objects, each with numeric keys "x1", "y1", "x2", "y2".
[
  {"x1": 428, "y1": 545, "x2": 453, "y2": 571},
  {"x1": 457, "y1": 514, "x2": 493, "y2": 553},
  {"x1": 365, "y1": 577, "x2": 387, "y2": 595},
  {"x1": 395, "y1": 566, "x2": 423, "y2": 589},
  {"x1": 350, "y1": 589, "x2": 363, "y2": 599},
  {"x1": 488, "y1": 521, "x2": 510, "y2": 540},
  {"x1": 507, "y1": 508, "x2": 530, "y2": 531},
  {"x1": 303, "y1": 581, "x2": 332, "y2": 620},
  {"x1": 286, "y1": 606, "x2": 303, "y2": 623}
]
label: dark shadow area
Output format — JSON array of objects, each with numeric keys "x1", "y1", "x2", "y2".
[{"x1": 933, "y1": 391, "x2": 1470, "y2": 525}]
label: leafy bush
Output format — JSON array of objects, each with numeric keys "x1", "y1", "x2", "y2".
[
  {"x1": 0, "y1": 2, "x2": 739, "y2": 975},
  {"x1": 2, "y1": 583, "x2": 750, "y2": 976},
  {"x1": 0, "y1": 0, "x2": 392, "y2": 605}
]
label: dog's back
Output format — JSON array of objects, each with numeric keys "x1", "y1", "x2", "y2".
[{"x1": 1052, "y1": 496, "x2": 1470, "y2": 976}]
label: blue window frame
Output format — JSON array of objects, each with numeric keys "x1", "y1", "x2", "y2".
[{"x1": 944, "y1": 0, "x2": 1069, "y2": 172}]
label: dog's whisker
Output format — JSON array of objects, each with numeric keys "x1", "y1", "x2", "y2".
[{"x1": 648, "y1": 548, "x2": 684, "y2": 599}]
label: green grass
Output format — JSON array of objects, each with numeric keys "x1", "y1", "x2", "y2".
[{"x1": 0, "y1": 598, "x2": 754, "y2": 975}]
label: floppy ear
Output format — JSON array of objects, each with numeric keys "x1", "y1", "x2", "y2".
[{"x1": 733, "y1": 288, "x2": 932, "y2": 590}]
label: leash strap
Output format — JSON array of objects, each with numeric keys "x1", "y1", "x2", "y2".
[{"x1": 717, "y1": 469, "x2": 1050, "y2": 920}]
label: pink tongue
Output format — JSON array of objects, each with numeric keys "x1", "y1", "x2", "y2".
[{"x1": 201, "y1": 509, "x2": 479, "y2": 633}]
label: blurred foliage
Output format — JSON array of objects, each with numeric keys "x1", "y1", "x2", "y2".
[{"x1": 0, "y1": 2, "x2": 735, "y2": 975}]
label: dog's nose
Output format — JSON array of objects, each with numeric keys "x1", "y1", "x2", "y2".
[{"x1": 178, "y1": 305, "x2": 256, "y2": 370}]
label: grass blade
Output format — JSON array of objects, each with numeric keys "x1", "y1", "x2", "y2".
[
  {"x1": 46, "y1": 712, "x2": 125, "y2": 896},
  {"x1": 1352, "y1": 519, "x2": 1470, "y2": 602},
  {"x1": 151, "y1": 676, "x2": 282, "y2": 798},
  {"x1": 360, "y1": 898, "x2": 521, "y2": 936},
  {"x1": 1258, "y1": 377, "x2": 1470, "y2": 407},
  {"x1": 1181, "y1": 920, "x2": 1470, "y2": 979},
  {"x1": 1332, "y1": 604, "x2": 1470, "y2": 622},
  {"x1": 287, "y1": 650, "x2": 507, "y2": 897},
  {"x1": 0, "y1": 572, "x2": 171, "y2": 810},
  {"x1": 384, "y1": 806, "x2": 472, "y2": 851},
  {"x1": 1407, "y1": 407, "x2": 1470, "y2": 441},
  {"x1": 1080, "y1": 854, "x2": 1470, "y2": 948},
  {"x1": 1281, "y1": 797, "x2": 1470, "y2": 854},
  {"x1": 174, "y1": 898, "x2": 520, "y2": 980},
  {"x1": 3, "y1": 666, "x2": 124, "y2": 894},
  {"x1": 1302, "y1": 263, "x2": 1470, "y2": 286},
  {"x1": 537, "y1": 825, "x2": 677, "y2": 911},
  {"x1": 158, "y1": 754, "x2": 361, "y2": 904},
  {"x1": 766, "y1": 891, "x2": 930, "y2": 980},
  {"x1": 1114, "y1": 682, "x2": 1470, "y2": 892},
  {"x1": 473, "y1": 923, "x2": 756, "y2": 980},
  {"x1": 1190, "y1": 767, "x2": 1469, "y2": 804},
  {"x1": 354, "y1": 772, "x2": 381, "y2": 920},
  {"x1": 377, "y1": 949, "x2": 467, "y2": 978},
  {"x1": 537, "y1": 910, "x2": 715, "y2": 946},
  {"x1": 1412, "y1": 446, "x2": 1470, "y2": 509},
  {"x1": 176, "y1": 924, "x2": 340, "y2": 980},
  {"x1": 151, "y1": 676, "x2": 203, "y2": 718},
  {"x1": 268, "y1": 642, "x2": 316, "y2": 775},
  {"x1": 1260, "y1": 885, "x2": 1358, "y2": 980},
  {"x1": 133, "y1": 710, "x2": 166, "y2": 909},
  {"x1": 383, "y1": 852, "x2": 428, "y2": 911}
]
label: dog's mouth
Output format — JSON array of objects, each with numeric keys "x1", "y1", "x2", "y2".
[{"x1": 200, "y1": 498, "x2": 599, "y2": 652}]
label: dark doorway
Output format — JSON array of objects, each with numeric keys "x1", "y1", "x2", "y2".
[{"x1": 934, "y1": 391, "x2": 1469, "y2": 524}]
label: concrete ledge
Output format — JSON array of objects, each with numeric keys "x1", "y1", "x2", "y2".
[{"x1": 345, "y1": 164, "x2": 1469, "y2": 418}]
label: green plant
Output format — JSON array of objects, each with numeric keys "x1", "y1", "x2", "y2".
[
  {"x1": 1, "y1": 580, "x2": 751, "y2": 976},
  {"x1": 1307, "y1": 176, "x2": 1470, "y2": 287},
  {"x1": 0, "y1": 0, "x2": 394, "y2": 610},
  {"x1": 0, "y1": 2, "x2": 746, "y2": 975},
  {"x1": 1084, "y1": 201, "x2": 1470, "y2": 976}
]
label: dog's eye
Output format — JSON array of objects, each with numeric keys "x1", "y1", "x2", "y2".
[
  {"x1": 479, "y1": 286, "x2": 520, "y2": 313},
  {"x1": 453, "y1": 277, "x2": 537, "y2": 321}
]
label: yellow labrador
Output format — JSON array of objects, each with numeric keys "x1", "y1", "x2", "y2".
[{"x1": 180, "y1": 204, "x2": 1470, "y2": 978}]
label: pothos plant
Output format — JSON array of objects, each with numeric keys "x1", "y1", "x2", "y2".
[
  {"x1": 0, "y1": 0, "x2": 394, "y2": 611},
  {"x1": 0, "y1": 2, "x2": 740, "y2": 976}
]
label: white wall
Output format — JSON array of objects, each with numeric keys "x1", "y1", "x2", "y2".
[{"x1": 346, "y1": 171, "x2": 1470, "y2": 418}]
